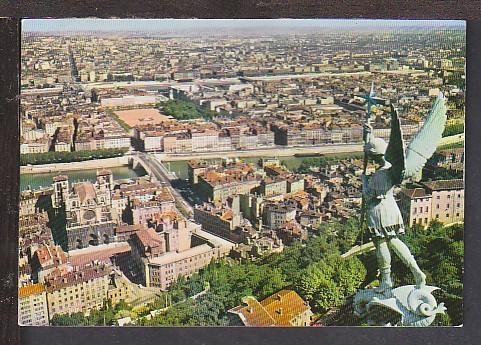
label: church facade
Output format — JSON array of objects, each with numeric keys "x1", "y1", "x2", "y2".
[{"x1": 52, "y1": 169, "x2": 115, "y2": 250}]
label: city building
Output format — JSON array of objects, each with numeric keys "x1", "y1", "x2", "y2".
[
  {"x1": 18, "y1": 283, "x2": 49, "y2": 326},
  {"x1": 398, "y1": 179, "x2": 464, "y2": 227},
  {"x1": 128, "y1": 223, "x2": 220, "y2": 290},
  {"x1": 44, "y1": 263, "x2": 111, "y2": 319},
  {"x1": 228, "y1": 289, "x2": 313, "y2": 326}
]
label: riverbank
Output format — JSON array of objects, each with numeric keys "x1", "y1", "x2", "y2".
[
  {"x1": 20, "y1": 165, "x2": 146, "y2": 191},
  {"x1": 20, "y1": 156, "x2": 130, "y2": 174},
  {"x1": 439, "y1": 133, "x2": 464, "y2": 147},
  {"x1": 157, "y1": 144, "x2": 364, "y2": 162}
]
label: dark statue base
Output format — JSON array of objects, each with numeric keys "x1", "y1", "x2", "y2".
[{"x1": 353, "y1": 285, "x2": 446, "y2": 327}]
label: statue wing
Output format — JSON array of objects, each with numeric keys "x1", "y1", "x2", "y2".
[
  {"x1": 385, "y1": 105, "x2": 405, "y2": 185},
  {"x1": 403, "y1": 92, "x2": 447, "y2": 179}
]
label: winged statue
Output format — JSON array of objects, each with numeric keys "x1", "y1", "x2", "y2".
[{"x1": 361, "y1": 91, "x2": 447, "y2": 292}]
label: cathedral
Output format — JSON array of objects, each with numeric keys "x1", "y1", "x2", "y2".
[{"x1": 52, "y1": 169, "x2": 115, "y2": 250}]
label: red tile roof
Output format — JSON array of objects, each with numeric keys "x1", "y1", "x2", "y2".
[
  {"x1": 422, "y1": 179, "x2": 464, "y2": 191},
  {"x1": 400, "y1": 188, "x2": 427, "y2": 199},
  {"x1": 134, "y1": 228, "x2": 165, "y2": 250},
  {"x1": 34, "y1": 245, "x2": 68, "y2": 268},
  {"x1": 44, "y1": 265, "x2": 110, "y2": 292},
  {"x1": 19, "y1": 283, "x2": 45, "y2": 298},
  {"x1": 229, "y1": 290, "x2": 311, "y2": 327}
]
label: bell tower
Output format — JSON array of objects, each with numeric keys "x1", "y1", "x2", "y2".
[{"x1": 52, "y1": 175, "x2": 69, "y2": 209}]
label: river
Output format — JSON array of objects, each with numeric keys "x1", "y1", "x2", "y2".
[
  {"x1": 20, "y1": 152, "x2": 360, "y2": 191},
  {"x1": 164, "y1": 152, "x2": 362, "y2": 180},
  {"x1": 20, "y1": 166, "x2": 146, "y2": 191}
]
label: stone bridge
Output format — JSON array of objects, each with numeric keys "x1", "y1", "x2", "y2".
[
  {"x1": 128, "y1": 152, "x2": 193, "y2": 217},
  {"x1": 128, "y1": 153, "x2": 177, "y2": 182}
]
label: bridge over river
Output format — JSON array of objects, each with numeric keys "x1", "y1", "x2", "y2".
[{"x1": 129, "y1": 152, "x2": 193, "y2": 217}]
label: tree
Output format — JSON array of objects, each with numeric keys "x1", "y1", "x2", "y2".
[
  {"x1": 390, "y1": 222, "x2": 463, "y2": 325},
  {"x1": 51, "y1": 312, "x2": 87, "y2": 326},
  {"x1": 191, "y1": 292, "x2": 226, "y2": 326},
  {"x1": 296, "y1": 264, "x2": 329, "y2": 302},
  {"x1": 256, "y1": 267, "x2": 288, "y2": 299},
  {"x1": 141, "y1": 299, "x2": 196, "y2": 326},
  {"x1": 333, "y1": 256, "x2": 367, "y2": 296},
  {"x1": 312, "y1": 276, "x2": 344, "y2": 313}
]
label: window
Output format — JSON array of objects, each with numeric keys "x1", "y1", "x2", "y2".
[
  {"x1": 457, "y1": 203, "x2": 460, "y2": 208},
  {"x1": 436, "y1": 195, "x2": 440, "y2": 200},
  {"x1": 447, "y1": 195, "x2": 451, "y2": 199},
  {"x1": 425, "y1": 206, "x2": 428, "y2": 212},
  {"x1": 436, "y1": 214, "x2": 439, "y2": 219},
  {"x1": 436, "y1": 204, "x2": 440, "y2": 209},
  {"x1": 446, "y1": 214, "x2": 449, "y2": 218},
  {"x1": 413, "y1": 207, "x2": 417, "y2": 214}
]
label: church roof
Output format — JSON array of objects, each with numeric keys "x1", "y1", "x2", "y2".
[{"x1": 73, "y1": 182, "x2": 97, "y2": 204}]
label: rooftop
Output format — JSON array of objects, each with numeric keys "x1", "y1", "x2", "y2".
[
  {"x1": 44, "y1": 264, "x2": 110, "y2": 292},
  {"x1": 148, "y1": 243, "x2": 213, "y2": 266},
  {"x1": 134, "y1": 228, "x2": 165, "y2": 250},
  {"x1": 229, "y1": 289, "x2": 311, "y2": 326},
  {"x1": 34, "y1": 244, "x2": 68, "y2": 268},
  {"x1": 73, "y1": 182, "x2": 97, "y2": 204},
  {"x1": 19, "y1": 283, "x2": 45, "y2": 298},
  {"x1": 422, "y1": 179, "x2": 464, "y2": 191}
]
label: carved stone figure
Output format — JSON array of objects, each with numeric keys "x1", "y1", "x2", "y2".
[{"x1": 354, "y1": 92, "x2": 448, "y2": 326}]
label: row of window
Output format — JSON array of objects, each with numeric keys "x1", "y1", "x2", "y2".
[
  {"x1": 414, "y1": 202, "x2": 462, "y2": 214},
  {"x1": 413, "y1": 212, "x2": 462, "y2": 224}
]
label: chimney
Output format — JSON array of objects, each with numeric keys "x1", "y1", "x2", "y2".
[
  {"x1": 277, "y1": 293, "x2": 282, "y2": 301},
  {"x1": 277, "y1": 308, "x2": 283, "y2": 315}
]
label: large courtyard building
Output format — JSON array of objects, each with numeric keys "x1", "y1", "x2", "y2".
[{"x1": 128, "y1": 218, "x2": 225, "y2": 290}]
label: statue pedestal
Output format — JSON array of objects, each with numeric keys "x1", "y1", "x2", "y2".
[{"x1": 353, "y1": 285, "x2": 447, "y2": 327}]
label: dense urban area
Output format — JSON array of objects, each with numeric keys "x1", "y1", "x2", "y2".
[{"x1": 19, "y1": 20, "x2": 464, "y2": 327}]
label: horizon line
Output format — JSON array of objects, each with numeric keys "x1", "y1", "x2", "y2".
[{"x1": 22, "y1": 18, "x2": 466, "y2": 33}]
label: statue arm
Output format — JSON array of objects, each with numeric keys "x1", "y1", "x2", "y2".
[
  {"x1": 363, "y1": 122, "x2": 374, "y2": 144},
  {"x1": 362, "y1": 174, "x2": 385, "y2": 200}
]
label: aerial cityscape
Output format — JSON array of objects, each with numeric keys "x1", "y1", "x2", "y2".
[{"x1": 19, "y1": 19, "x2": 464, "y2": 327}]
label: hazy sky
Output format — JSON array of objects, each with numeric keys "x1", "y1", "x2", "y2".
[{"x1": 22, "y1": 18, "x2": 465, "y2": 34}]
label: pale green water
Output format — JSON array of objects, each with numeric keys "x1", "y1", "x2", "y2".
[
  {"x1": 20, "y1": 166, "x2": 146, "y2": 191},
  {"x1": 20, "y1": 153, "x2": 359, "y2": 191},
  {"x1": 165, "y1": 156, "x2": 309, "y2": 180},
  {"x1": 165, "y1": 152, "x2": 363, "y2": 179}
]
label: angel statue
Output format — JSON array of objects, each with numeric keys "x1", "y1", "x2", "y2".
[{"x1": 361, "y1": 92, "x2": 447, "y2": 293}]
